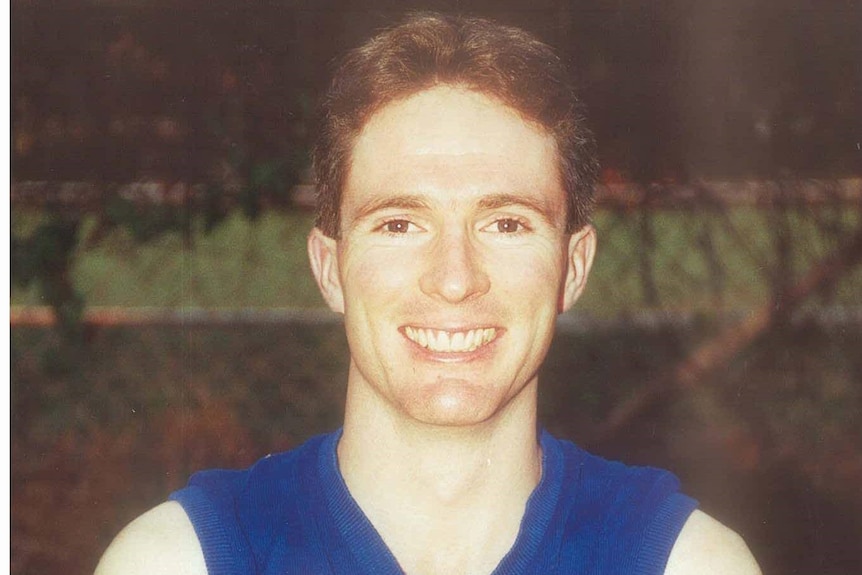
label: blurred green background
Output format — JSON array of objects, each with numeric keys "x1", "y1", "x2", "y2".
[{"x1": 10, "y1": 2, "x2": 862, "y2": 574}]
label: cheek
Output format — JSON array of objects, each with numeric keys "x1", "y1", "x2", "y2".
[
  {"x1": 341, "y1": 247, "x2": 417, "y2": 303},
  {"x1": 494, "y1": 248, "x2": 566, "y2": 300}
]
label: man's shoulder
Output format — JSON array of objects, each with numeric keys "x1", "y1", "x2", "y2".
[
  {"x1": 553, "y1": 434, "x2": 677, "y2": 479},
  {"x1": 94, "y1": 501, "x2": 207, "y2": 575},
  {"x1": 547, "y1": 434, "x2": 704, "y2": 573},
  {"x1": 95, "y1": 432, "x2": 337, "y2": 575},
  {"x1": 550, "y1": 434, "x2": 692, "y2": 510},
  {"x1": 548, "y1": 437, "x2": 760, "y2": 574},
  {"x1": 665, "y1": 510, "x2": 761, "y2": 575},
  {"x1": 176, "y1": 431, "x2": 333, "y2": 500}
]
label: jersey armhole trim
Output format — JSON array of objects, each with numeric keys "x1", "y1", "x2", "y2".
[
  {"x1": 635, "y1": 492, "x2": 698, "y2": 575},
  {"x1": 170, "y1": 485, "x2": 256, "y2": 575}
]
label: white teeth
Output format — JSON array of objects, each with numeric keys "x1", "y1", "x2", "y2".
[
  {"x1": 404, "y1": 327, "x2": 498, "y2": 353},
  {"x1": 451, "y1": 332, "x2": 465, "y2": 350},
  {"x1": 438, "y1": 331, "x2": 451, "y2": 350},
  {"x1": 463, "y1": 329, "x2": 475, "y2": 350}
]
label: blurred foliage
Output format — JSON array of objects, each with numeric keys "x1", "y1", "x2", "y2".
[
  {"x1": 11, "y1": 216, "x2": 85, "y2": 340},
  {"x1": 10, "y1": 2, "x2": 862, "y2": 340},
  {"x1": 12, "y1": 211, "x2": 321, "y2": 311},
  {"x1": 11, "y1": 3, "x2": 861, "y2": 182},
  {"x1": 12, "y1": 5, "x2": 314, "y2": 341},
  {"x1": 11, "y1": 207, "x2": 861, "y2": 321}
]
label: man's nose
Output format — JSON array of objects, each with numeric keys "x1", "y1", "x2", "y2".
[{"x1": 419, "y1": 228, "x2": 491, "y2": 303}]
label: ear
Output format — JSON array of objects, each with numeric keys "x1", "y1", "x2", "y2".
[
  {"x1": 307, "y1": 227, "x2": 345, "y2": 313},
  {"x1": 560, "y1": 224, "x2": 597, "y2": 313}
]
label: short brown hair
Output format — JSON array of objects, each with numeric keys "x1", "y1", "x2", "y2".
[{"x1": 313, "y1": 12, "x2": 598, "y2": 237}]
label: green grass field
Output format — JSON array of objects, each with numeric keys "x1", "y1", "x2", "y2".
[{"x1": 11, "y1": 207, "x2": 862, "y2": 315}]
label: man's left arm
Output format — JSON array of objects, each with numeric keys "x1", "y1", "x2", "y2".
[{"x1": 664, "y1": 510, "x2": 762, "y2": 575}]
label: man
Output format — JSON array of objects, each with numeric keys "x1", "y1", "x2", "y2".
[{"x1": 96, "y1": 13, "x2": 760, "y2": 575}]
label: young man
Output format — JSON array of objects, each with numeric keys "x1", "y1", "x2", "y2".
[{"x1": 96, "y1": 13, "x2": 760, "y2": 575}]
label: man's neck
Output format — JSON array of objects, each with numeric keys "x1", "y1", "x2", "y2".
[{"x1": 337, "y1": 382, "x2": 542, "y2": 575}]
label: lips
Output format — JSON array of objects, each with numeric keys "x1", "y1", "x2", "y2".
[{"x1": 404, "y1": 326, "x2": 498, "y2": 353}]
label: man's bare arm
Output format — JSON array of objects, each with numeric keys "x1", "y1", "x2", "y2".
[
  {"x1": 94, "y1": 501, "x2": 207, "y2": 575},
  {"x1": 665, "y1": 509, "x2": 761, "y2": 575}
]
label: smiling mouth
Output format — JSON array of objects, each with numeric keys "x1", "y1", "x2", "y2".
[{"x1": 403, "y1": 326, "x2": 498, "y2": 353}]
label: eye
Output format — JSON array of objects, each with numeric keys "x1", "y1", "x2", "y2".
[
  {"x1": 380, "y1": 219, "x2": 416, "y2": 234},
  {"x1": 493, "y1": 218, "x2": 526, "y2": 234}
]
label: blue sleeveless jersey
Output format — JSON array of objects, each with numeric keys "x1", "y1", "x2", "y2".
[{"x1": 170, "y1": 430, "x2": 697, "y2": 574}]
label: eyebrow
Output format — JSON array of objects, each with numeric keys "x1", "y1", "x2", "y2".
[
  {"x1": 349, "y1": 192, "x2": 563, "y2": 228},
  {"x1": 476, "y1": 193, "x2": 563, "y2": 228},
  {"x1": 352, "y1": 194, "x2": 431, "y2": 222}
]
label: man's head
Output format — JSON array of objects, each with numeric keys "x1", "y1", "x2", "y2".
[
  {"x1": 307, "y1": 13, "x2": 597, "y2": 428},
  {"x1": 312, "y1": 12, "x2": 598, "y2": 238}
]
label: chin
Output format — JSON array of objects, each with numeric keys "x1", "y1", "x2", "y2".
[{"x1": 400, "y1": 379, "x2": 508, "y2": 427}]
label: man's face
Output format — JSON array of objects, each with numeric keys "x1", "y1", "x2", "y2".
[{"x1": 309, "y1": 86, "x2": 595, "y2": 428}]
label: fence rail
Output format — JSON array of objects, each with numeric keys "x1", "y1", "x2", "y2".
[{"x1": 11, "y1": 305, "x2": 862, "y2": 331}]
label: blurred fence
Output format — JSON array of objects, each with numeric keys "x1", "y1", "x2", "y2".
[{"x1": 11, "y1": 177, "x2": 862, "y2": 321}]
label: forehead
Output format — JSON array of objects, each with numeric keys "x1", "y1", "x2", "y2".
[{"x1": 343, "y1": 86, "x2": 564, "y2": 216}]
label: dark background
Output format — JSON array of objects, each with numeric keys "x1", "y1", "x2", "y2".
[
  {"x1": 13, "y1": 0, "x2": 862, "y2": 185},
  {"x1": 11, "y1": 1, "x2": 862, "y2": 574}
]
